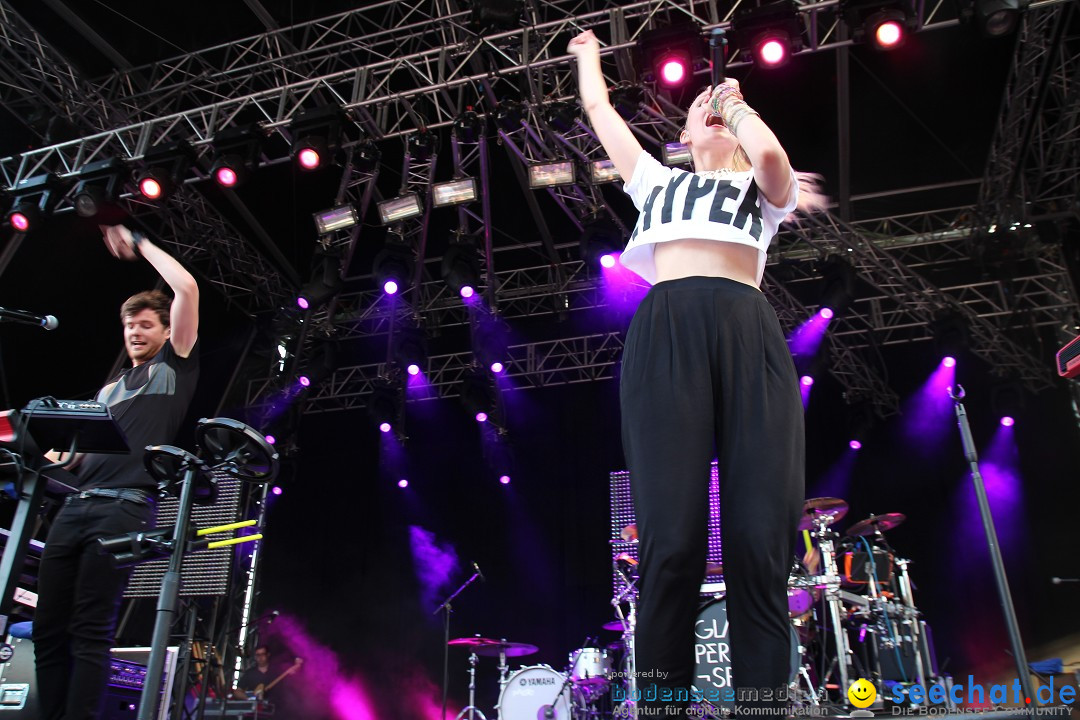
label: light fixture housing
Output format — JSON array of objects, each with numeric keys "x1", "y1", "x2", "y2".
[
  {"x1": 528, "y1": 161, "x2": 575, "y2": 189},
  {"x1": 377, "y1": 194, "x2": 423, "y2": 225},
  {"x1": 432, "y1": 178, "x2": 479, "y2": 207},
  {"x1": 313, "y1": 205, "x2": 359, "y2": 234}
]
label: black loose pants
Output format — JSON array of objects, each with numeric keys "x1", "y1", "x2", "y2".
[{"x1": 620, "y1": 276, "x2": 804, "y2": 716}]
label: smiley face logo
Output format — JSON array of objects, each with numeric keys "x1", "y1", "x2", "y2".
[{"x1": 848, "y1": 678, "x2": 877, "y2": 708}]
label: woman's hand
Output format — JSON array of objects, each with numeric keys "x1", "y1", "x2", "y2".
[
  {"x1": 707, "y1": 79, "x2": 745, "y2": 115},
  {"x1": 101, "y1": 224, "x2": 139, "y2": 261},
  {"x1": 567, "y1": 29, "x2": 600, "y2": 58}
]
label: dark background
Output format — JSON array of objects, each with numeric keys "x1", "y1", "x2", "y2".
[{"x1": 1, "y1": 1, "x2": 1079, "y2": 717}]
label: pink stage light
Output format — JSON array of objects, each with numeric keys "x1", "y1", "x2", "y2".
[
  {"x1": 379, "y1": 422, "x2": 392, "y2": 433},
  {"x1": 1000, "y1": 416, "x2": 1015, "y2": 427},
  {"x1": 800, "y1": 375, "x2": 814, "y2": 387},
  {"x1": 407, "y1": 363, "x2": 420, "y2": 376},
  {"x1": 820, "y1": 307, "x2": 835, "y2": 320},
  {"x1": 214, "y1": 166, "x2": 238, "y2": 187},
  {"x1": 397, "y1": 479, "x2": 409, "y2": 488},
  {"x1": 475, "y1": 412, "x2": 488, "y2": 423},
  {"x1": 297, "y1": 147, "x2": 321, "y2": 170},
  {"x1": 139, "y1": 177, "x2": 163, "y2": 199},
  {"x1": 758, "y1": 39, "x2": 787, "y2": 66},
  {"x1": 599, "y1": 253, "x2": 616, "y2": 269},
  {"x1": 264, "y1": 434, "x2": 276, "y2": 445},
  {"x1": 499, "y1": 475, "x2": 511, "y2": 485},
  {"x1": 383, "y1": 279, "x2": 399, "y2": 295},
  {"x1": 659, "y1": 57, "x2": 688, "y2": 86},
  {"x1": 943, "y1": 356, "x2": 957, "y2": 368},
  {"x1": 8, "y1": 212, "x2": 29, "y2": 232},
  {"x1": 460, "y1": 285, "x2": 475, "y2": 299},
  {"x1": 298, "y1": 375, "x2": 311, "y2": 387},
  {"x1": 490, "y1": 362, "x2": 505, "y2": 374},
  {"x1": 849, "y1": 439, "x2": 863, "y2": 450},
  {"x1": 875, "y1": 20, "x2": 904, "y2": 47}
]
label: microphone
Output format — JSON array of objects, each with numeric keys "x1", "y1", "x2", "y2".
[
  {"x1": 541, "y1": 705, "x2": 554, "y2": 719},
  {"x1": 0, "y1": 306, "x2": 59, "y2": 330},
  {"x1": 709, "y1": 28, "x2": 727, "y2": 87},
  {"x1": 1052, "y1": 577, "x2": 1080, "y2": 584},
  {"x1": 473, "y1": 562, "x2": 485, "y2": 583}
]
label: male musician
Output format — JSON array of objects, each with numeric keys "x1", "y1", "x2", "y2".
[
  {"x1": 235, "y1": 646, "x2": 275, "y2": 700},
  {"x1": 34, "y1": 224, "x2": 200, "y2": 720}
]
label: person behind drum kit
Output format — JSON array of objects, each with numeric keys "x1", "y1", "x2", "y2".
[
  {"x1": 568, "y1": 28, "x2": 824, "y2": 718},
  {"x1": 33, "y1": 224, "x2": 200, "y2": 720}
]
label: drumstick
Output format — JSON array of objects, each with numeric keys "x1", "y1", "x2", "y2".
[{"x1": 802, "y1": 530, "x2": 813, "y2": 554}]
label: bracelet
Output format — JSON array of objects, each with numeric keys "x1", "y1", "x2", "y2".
[
  {"x1": 720, "y1": 99, "x2": 761, "y2": 135},
  {"x1": 130, "y1": 231, "x2": 145, "y2": 256},
  {"x1": 708, "y1": 85, "x2": 743, "y2": 116}
]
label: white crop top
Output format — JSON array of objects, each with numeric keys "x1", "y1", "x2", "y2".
[{"x1": 620, "y1": 150, "x2": 798, "y2": 286}]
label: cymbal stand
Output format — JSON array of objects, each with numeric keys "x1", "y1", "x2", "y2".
[
  {"x1": 892, "y1": 556, "x2": 929, "y2": 688},
  {"x1": 453, "y1": 653, "x2": 487, "y2": 720},
  {"x1": 811, "y1": 515, "x2": 856, "y2": 699},
  {"x1": 612, "y1": 563, "x2": 638, "y2": 704},
  {"x1": 497, "y1": 647, "x2": 510, "y2": 689}
]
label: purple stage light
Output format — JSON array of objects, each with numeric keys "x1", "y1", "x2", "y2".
[
  {"x1": 298, "y1": 375, "x2": 311, "y2": 387},
  {"x1": 490, "y1": 361, "x2": 505, "y2": 374},
  {"x1": 600, "y1": 253, "x2": 616, "y2": 269},
  {"x1": 1000, "y1": 416, "x2": 1015, "y2": 427},
  {"x1": 499, "y1": 475, "x2": 511, "y2": 485},
  {"x1": 820, "y1": 307, "x2": 834, "y2": 320},
  {"x1": 271, "y1": 486, "x2": 283, "y2": 496},
  {"x1": 398, "y1": 479, "x2": 409, "y2": 488},
  {"x1": 379, "y1": 422, "x2": 391, "y2": 433},
  {"x1": 475, "y1": 412, "x2": 488, "y2": 423},
  {"x1": 943, "y1": 355, "x2": 956, "y2": 368},
  {"x1": 383, "y1": 279, "x2": 399, "y2": 295},
  {"x1": 800, "y1": 375, "x2": 814, "y2": 387},
  {"x1": 460, "y1": 285, "x2": 475, "y2": 299},
  {"x1": 296, "y1": 296, "x2": 310, "y2": 310},
  {"x1": 659, "y1": 57, "x2": 687, "y2": 86},
  {"x1": 407, "y1": 363, "x2": 420, "y2": 376},
  {"x1": 849, "y1": 439, "x2": 863, "y2": 450},
  {"x1": 264, "y1": 434, "x2": 276, "y2": 445}
]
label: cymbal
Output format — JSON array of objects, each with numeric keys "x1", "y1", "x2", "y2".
[
  {"x1": 846, "y1": 513, "x2": 906, "y2": 537},
  {"x1": 602, "y1": 619, "x2": 625, "y2": 632},
  {"x1": 797, "y1": 497, "x2": 849, "y2": 531},
  {"x1": 620, "y1": 524, "x2": 638, "y2": 543},
  {"x1": 614, "y1": 552, "x2": 638, "y2": 567},
  {"x1": 705, "y1": 562, "x2": 724, "y2": 577},
  {"x1": 448, "y1": 637, "x2": 539, "y2": 657}
]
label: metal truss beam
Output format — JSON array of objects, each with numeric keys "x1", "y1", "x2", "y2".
[{"x1": 980, "y1": 2, "x2": 1080, "y2": 225}]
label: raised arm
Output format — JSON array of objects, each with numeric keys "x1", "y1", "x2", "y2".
[
  {"x1": 708, "y1": 79, "x2": 793, "y2": 208},
  {"x1": 102, "y1": 224, "x2": 199, "y2": 357},
  {"x1": 567, "y1": 30, "x2": 645, "y2": 184}
]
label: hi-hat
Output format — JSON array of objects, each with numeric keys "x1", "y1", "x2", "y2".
[
  {"x1": 797, "y1": 497, "x2": 849, "y2": 531},
  {"x1": 602, "y1": 619, "x2": 625, "y2": 632},
  {"x1": 847, "y1": 513, "x2": 906, "y2": 537},
  {"x1": 448, "y1": 637, "x2": 538, "y2": 657}
]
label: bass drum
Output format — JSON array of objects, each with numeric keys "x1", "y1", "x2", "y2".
[
  {"x1": 498, "y1": 665, "x2": 582, "y2": 720},
  {"x1": 693, "y1": 598, "x2": 800, "y2": 707}
]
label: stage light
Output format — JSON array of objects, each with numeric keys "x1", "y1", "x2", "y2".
[
  {"x1": 378, "y1": 194, "x2": 423, "y2": 225},
  {"x1": 661, "y1": 142, "x2": 692, "y2": 167},
  {"x1": 972, "y1": 0, "x2": 1024, "y2": 36},
  {"x1": 369, "y1": 380, "x2": 404, "y2": 433},
  {"x1": 134, "y1": 142, "x2": 192, "y2": 202},
  {"x1": 491, "y1": 362, "x2": 505, "y2": 374},
  {"x1": 211, "y1": 156, "x2": 248, "y2": 188},
  {"x1": 297, "y1": 253, "x2": 343, "y2": 311},
  {"x1": 407, "y1": 130, "x2": 437, "y2": 163},
  {"x1": 495, "y1": 100, "x2": 524, "y2": 133},
  {"x1": 528, "y1": 161, "x2": 575, "y2": 189},
  {"x1": 442, "y1": 242, "x2": 482, "y2": 298},
  {"x1": 71, "y1": 158, "x2": 125, "y2": 221},
  {"x1": 473, "y1": 316, "x2": 510, "y2": 375},
  {"x1": 289, "y1": 106, "x2": 343, "y2": 171},
  {"x1": 932, "y1": 310, "x2": 969, "y2": 363},
  {"x1": 296, "y1": 297, "x2": 309, "y2": 310},
  {"x1": 499, "y1": 475, "x2": 511, "y2": 485},
  {"x1": 6, "y1": 203, "x2": 37, "y2": 232},
  {"x1": 298, "y1": 375, "x2": 311, "y2": 387},
  {"x1": 590, "y1": 159, "x2": 621, "y2": 184},
  {"x1": 1000, "y1": 416, "x2": 1015, "y2": 427},
  {"x1": 468, "y1": 0, "x2": 524, "y2": 32},
  {"x1": 313, "y1": 205, "x2": 359, "y2": 235},
  {"x1": 272, "y1": 486, "x2": 283, "y2": 495},
  {"x1": 476, "y1": 412, "x2": 488, "y2": 423},
  {"x1": 849, "y1": 439, "x2": 863, "y2": 450},
  {"x1": 392, "y1": 325, "x2": 428, "y2": 376},
  {"x1": 943, "y1": 356, "x2": 957, "y2": 368},
  {"x1": 454, "y1": 110, "x2": 482, "y2": 144},
  {"x1": 432, "y1": 178, "x2": 479, "y2": 207},
  {"x1": 733, "y1": 0, "x2": 804, "y2": 68},
  {"x1": 398, "y1": 479, "x2": 409, "y2": 488},
  {"x1": 840, "y1": 0, "x2": 915, "y2": 48},
  {"x1": 801, "y1": 375, "x2": 814, "y2": 386},
  {"x1": 820, "y1": 307, "x2": 835, "y2": 320},
  {"x1": 384, "y1": 280, "x2": 399, "y2": 295},
  {"x1": 460, "y1": 369, "x2": 497, "y2": 423},
  {"x1": 544, "y1": 101, "x2": 581, "y2": 133},
  {"x1": 610, "y1": 84, "x2": 645, "y2": 121},
  {"x1": 296, "y1": 144, "x2": 323, "y2": 171},
  {"x1": 845, "y1": 400, "x2": 874, "y2": 451},
  {"x1": 265, "y1": 435, "x2": 276, "y2": 445},
  {"x1": 819, "y1": 256, "x2": 857, "y2": 317},
  {"x1": 637, "y1": 23, "x2": 705, "y2": 89},
  {"x1": 580, "y1": 218, "x2": 623, "y2": 269},
  {"x1": 210, "y1": 126, "x2": 260, "y2": 187},
  {"x1": 991, "y1": 378, "x2": 1024, "y2": 425}
]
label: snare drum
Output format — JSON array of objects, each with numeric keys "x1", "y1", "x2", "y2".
[
  {"x1": 569, "y1": 647, "x2": 612, "y2": 687},
  {"x1": 498, "y1": 665, "x2": 581, "y2": 720},
  {"x1": 694, "y1": 598, "x2": 800, "y2": 706}
]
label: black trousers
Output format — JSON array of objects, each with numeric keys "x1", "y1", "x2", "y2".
[
  {"x1": 620, "y1": 276, "x2": 804, "y2": 716},
  {"x1": 34, "y1": 496, "x2": 153, "y2": 720}
]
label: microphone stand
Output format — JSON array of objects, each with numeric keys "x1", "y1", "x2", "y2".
[
  {"x1": 434, "y1": 567, "x2": 483, "y2": 720},
  {"x1": 948, "y1": 385, "x2": 1035, "y2": 703}
]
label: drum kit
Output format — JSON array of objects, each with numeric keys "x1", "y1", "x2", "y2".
[{"x1": 448, "y1": 497, "x2": 940, "y2": 718}]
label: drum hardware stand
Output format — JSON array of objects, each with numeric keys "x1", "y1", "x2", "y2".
[
  {"x1": 949, "y1": 385, "x2": 1036, "y2": 703},
  {"x1": 809, "y1": 514, "x2": 857, "y2": 700},
  {"x1": 435, "y1": 565, "x2": 484, "y2": 720},
  {"x1": 454, "y1": 653, "x2": 487, "y2": 720},
  {"x1": 611, "y1": 561, "x2": 638, "y2": 707}
]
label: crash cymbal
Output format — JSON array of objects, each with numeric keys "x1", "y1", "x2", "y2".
[
  {"x1": 602, "y1": 619, "x2": 625, "y2": 632},
  {"x1": 797, "y1": 497, "x2": 849, "y2": 531},
  {"x1": 846, "y1": 513, "x2": 906, "y2": 537},
  {"x1": 705, "y1": 562, "x2": 724, "y2": 577},
  {"x1": 449, "y1": 637, "x2": 539, "y2": 657},
  {"x1": 614, "y1": 552, "x2": 638, "y2": 567},
  {"x1": 620, "y1": 524, "x2": 638, "y2": 543}
]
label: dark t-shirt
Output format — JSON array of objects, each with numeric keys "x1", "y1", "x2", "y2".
[
  {"x1": 76, "y1": 339, "x2": 199, "y2": 490},
  {"x1": 238, "y1": 666, "x2": 275, "y2": 695}
]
